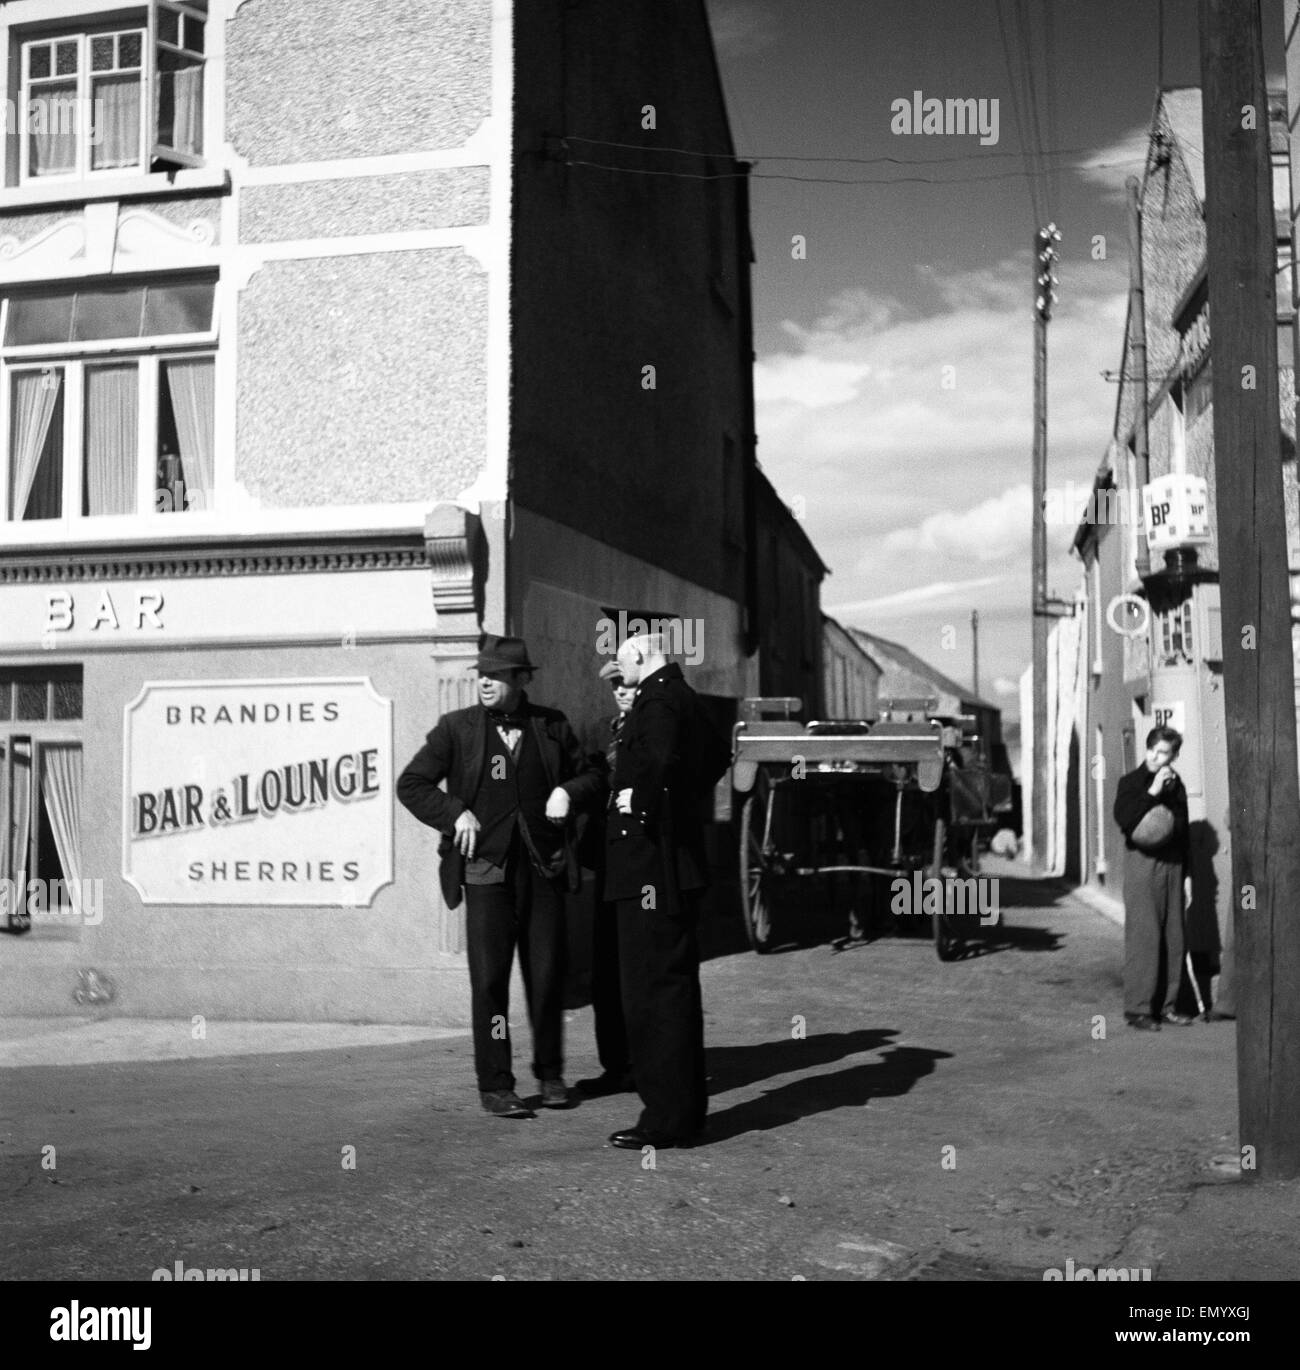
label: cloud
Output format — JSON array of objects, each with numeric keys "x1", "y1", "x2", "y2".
[
  {"x1": 826, "y1": 574, "x2": 1006, "y2": 619},
  {"x1": 754, "y1": 354, "x2": 873, "y2": 407},
  {"x1": 1076, "y1": 124, "x2": 1150, "y2": 200},
  {"x1": 706, "y1": 0, "x2": 780, "y2": 57},
  {"x1": 880, "y1": 484, "x2": 1032, "y2": 565}
]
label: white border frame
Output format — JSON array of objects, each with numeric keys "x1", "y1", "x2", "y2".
[{"x1": 121, "y1": 675, "x2": 395, "y2": 908}]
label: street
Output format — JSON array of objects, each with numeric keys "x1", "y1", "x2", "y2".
[{"x1": 3, "y1": 859, "x2": 1291, "y2": 1283}]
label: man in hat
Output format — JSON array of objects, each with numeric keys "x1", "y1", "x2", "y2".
[
  {"x1": 397, "y1": 634, "x2": 600, "y2": 1117},
  {"x1": 603, "y1": 633, "x2": 730, "y2": 1149}
]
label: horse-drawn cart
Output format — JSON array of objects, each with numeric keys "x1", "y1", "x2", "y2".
[{"x1": 731, "y1": 697, "x2": 1013, "y2": 959}]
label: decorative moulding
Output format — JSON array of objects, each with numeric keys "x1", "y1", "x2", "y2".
[
  {"x1": 0, "y1": 537, "x2": 431, "y2": 583},
  {"x1": 0, "y1": 204, "x2": 218, "y2": 284}
]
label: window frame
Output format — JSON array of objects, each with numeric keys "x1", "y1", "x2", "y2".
[
  {"x1": 18, "y1": 22, "x2": 149, "y2": 186},
  {"x1": 7, "y1": 1, "x2": 208, "y2": 191},
  {"x1": 149, "y1": 0, "x2": 206, "y2": 169},
  {"x1": 1, "y1": 665, "x2": 82, "y2": 930},
  {"x1": 1, "y1": 317, "x2": 218, "y2": 523}
]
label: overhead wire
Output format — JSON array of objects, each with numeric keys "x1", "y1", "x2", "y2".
[
  {"x1": 995, "y1": 0, "x2": 1043, "y2": 225},
  {"x1": 560, "y1": 155, "x2": 1146, "y2": 187}
]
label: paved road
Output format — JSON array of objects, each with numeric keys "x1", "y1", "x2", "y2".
[{"x1": 2, "y1": 861, "x2": 1293, "y2": 1281}]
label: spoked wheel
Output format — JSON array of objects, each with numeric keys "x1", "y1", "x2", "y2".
[
  {"x1": 739, "y1": 780, "x2": 777, "y2": 953},
  {"x1": 932, "y1": 816, "x2": 965, "y2": 962}
]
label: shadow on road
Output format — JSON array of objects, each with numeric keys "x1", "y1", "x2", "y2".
[
  {"x1": 706, "y1": 1027, "x2": 898, "y2": 1095},
  {"x1": 701, "y1": 1044, "x2": 953, "y2": 1143}
]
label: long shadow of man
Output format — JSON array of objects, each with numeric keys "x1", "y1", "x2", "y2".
[
  {"x1": 702, "y1": 1043, "x2": 952, "y2": 1144},
  {"x1": 706, "y1": 1028, "x2": 898, "y2": 1096}
]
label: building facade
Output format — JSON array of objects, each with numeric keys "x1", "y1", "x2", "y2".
[
  {"x1": 0, "y1": 0, "x2": 763, "y2": 1022},
  {"x1": 1055, "y1": 87, "x2": 1298, "y2": 1004}
]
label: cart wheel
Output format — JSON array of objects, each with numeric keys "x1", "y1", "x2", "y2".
[
  {"x1": 739, "y1": 785, "x2": 775, "y2": 953},
  {"x1": 932, "y1": 816, "x2": 964, "y2": 961}
]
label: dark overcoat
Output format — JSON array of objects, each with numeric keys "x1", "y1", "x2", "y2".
[
  {"x1": 604, "y1": 663, "x2": 712, "y2": 906},
  {"x1": 396, "y1": 698, "x2": 601, "y2": 908}
]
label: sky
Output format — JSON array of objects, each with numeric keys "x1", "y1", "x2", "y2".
[{"x1": 705, "y1": 0, "x2": 1287, "y2": 728}]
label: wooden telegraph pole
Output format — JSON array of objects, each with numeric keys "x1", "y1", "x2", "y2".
[
  {"x1": 1031, "y1": 226, "x2": 1059, "y2": 869},
  {"x1": 971, "y1": 608, "x2": 980, "y2": 699},
  {"x1": 1199, "y1": 0, "x2": 1300, "y2": 1179}
]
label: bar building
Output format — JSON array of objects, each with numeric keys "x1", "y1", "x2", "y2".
[{"x1": 0, "y1": 0, "x2": 773, "y2": 1022}]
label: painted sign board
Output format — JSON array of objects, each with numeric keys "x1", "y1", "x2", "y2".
[{"x1": 123, "y1": 678, "x2": 393, "y2": 906}]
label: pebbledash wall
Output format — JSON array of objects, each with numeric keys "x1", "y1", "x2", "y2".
[{"x1": 0, "y1": 0, "x2": 516, "y2": 1022}]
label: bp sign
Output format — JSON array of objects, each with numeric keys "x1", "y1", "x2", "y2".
[{"x1": 123, "y1": 678, "x2": 393, "y2": 906}]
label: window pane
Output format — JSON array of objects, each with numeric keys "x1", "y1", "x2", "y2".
[
  {"x1": 29, "y1": 46, "x2": 51, "y2": 80},
  {"x1": 91, "y1": 36, "x2": 115, "y2": 71},
  {"x1": 71, "y1": 284, "x2": 146, "y2": 341},
  {"x1": 119, "y1": 31, "x2": 143, "y2": 67},
  {"x1": 142, "y1": 281, "x2": 214, "y2": 335},
  {"x1": 5, "y1": 283, "x2": 214, "y2": 345},
  {"x1": 158, "y1": 9, "x2": 181, "y2": 45},
  {"x1": 55, "y1": 42, "x2": 78, "y2": 76},
  {"x1": 90, "y1": 73, "x2": 142, "y2": 170},
  {"x1": 52, "y1": 681, "x2": 83, "y2": 720},
  {"x1": 16, "y1": 683, "x2": 47, "y2": 720},
  {"x1": 6, "y1": 294, "x2": 74, "y2": 346},
  {"x1": 0, "y1": 684, "x2": 10, "y2": 721},
  {"x1": 184, "y1": 16, "x2": 205, "y2": 54},
  {"x1": 10, "y1": 374, "x2": 64, "y2": 521},
  {"x1": 156, "y1": 51, "x2": 203, "y2": 157},
  {"x1": 83, "y1": 364, "x2": 138, "y2": 517},
  {"x1": 27, "y1": 81, "x2": 79, "y2": 177}
]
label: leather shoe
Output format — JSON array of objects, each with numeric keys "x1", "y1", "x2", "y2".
[
  {"x1": 539, "y1": 1078, "x2": 570, "y2": 1108},
  {"x1": 480, "y1": 1089, "x2": 533, "y2": 1118},
  {"x1": 607, "y1": 1126, "x2": 697, "y2": 1150},
  {"x1": 575, "y1": 1072, "x2": 635, "y2": 1098},
  {"x1": 1162, "y1": 1012, "x2": 1197, "y2": 1026},
  {"x1": 1125, "y1": 1014, "x2": 1161, "y2": 1031}
]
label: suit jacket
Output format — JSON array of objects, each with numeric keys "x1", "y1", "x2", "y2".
[
  {"x1": 604, "y1": 663, "x2": 712, "y2": 905},
  {"x1": 396, "y1": 697, "x2": 601, "y2": 908},
  {"x1": 1113, "y1": 763, "x2": 1189, "y2": 865}
]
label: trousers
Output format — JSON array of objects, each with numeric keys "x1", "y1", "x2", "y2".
[
  {"x1": 463, "y1": 847, "x2": 565, "y2": 1092},
  {"x1": 1123, "y1": 848, "x2": 1185, "y2": 1019},
  {"x1": 616, "y1": 887, "x2": 707, "y2": 1139}
]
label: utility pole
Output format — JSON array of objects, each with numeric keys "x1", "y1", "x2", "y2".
[
  {"x1": 1199, "y1": 0, "x2": 1300, "y2": 1179},
  {"x1": 971, "y1": 608, "x2": 980, "y2": 699},
  {"x1": 1126, "y1": 178, "x2": 1151, "y2": 581},
  {"x1": 1031, "y1": 225, "x2": 1060, "y2": 870}
]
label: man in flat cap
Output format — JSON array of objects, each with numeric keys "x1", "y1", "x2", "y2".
[{"x1": 397, "y1": 634, "x2": 600, "y2": 1118}]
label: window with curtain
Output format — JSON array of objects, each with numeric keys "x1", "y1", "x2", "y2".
[
  {"x1": 0, "y1": 667, "x2": 82, "y2": 936},
  {"x1": 14, "y1": 3, "x2": 207, "y2": 185},
  {"x1": 3, "y1": 276, "x2": 216, "y2": 522}
]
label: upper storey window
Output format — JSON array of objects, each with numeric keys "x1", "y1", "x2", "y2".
[{"x1": 15, "y1": 2, "x2": 206, "y2": 186}]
